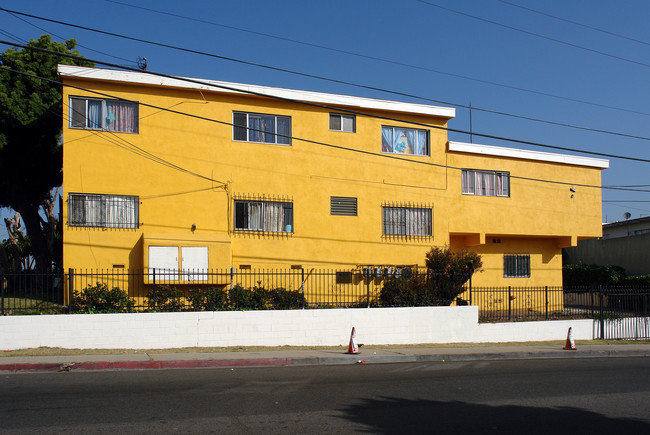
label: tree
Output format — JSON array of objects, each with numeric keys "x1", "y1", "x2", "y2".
[
  {"x1": 425, "y1": 246, "x2": 482, "y2": 303},
  {"x1": 0, "y1": 34, "x2": 92, "y2": 271}
]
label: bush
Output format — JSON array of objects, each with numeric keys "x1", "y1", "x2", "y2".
[
  {"x1": 380, "y1": 274, "x2": 434, "y2": 307},
  {"x1": 73, "y1": 282, "x2": 134, "y2": 313},
  {"x1": 229, "y1": 284, "x2": 270, "y2": 309},
  {"x1": 269, "y1": 287, "x2": 306, "y2": 309},
  {"x1": 563, "y1": 263, "x2": 625, "y2": 287},
  {"x1": 425, "y1": 246, "x2": 481, "y2": 304},
  {"x1": 146, "y1": 285, "x2": 185, "y2": 311},
  {"x1": 188, "y1": 287, "x2": 229, "y2": 311}
]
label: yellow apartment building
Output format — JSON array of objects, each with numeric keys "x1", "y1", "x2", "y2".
[{"x1": 58, "y1": 65, "x2": 608, "y2": 289}]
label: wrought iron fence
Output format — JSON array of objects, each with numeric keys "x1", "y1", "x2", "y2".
[{"x1": 1, "y1": 268, "x2": 649, "y2": 339}]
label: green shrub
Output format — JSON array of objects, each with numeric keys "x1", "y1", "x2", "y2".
[
  {"x1": 73, "y1": 282, "x2": 134, "y2": 313},
  {"x1": 188, "y1": 287, "x2": 229, "y2": 311},
  {"x1": 380, "y1": 275, "x2": 434, "y2": 307},
  {"x1": 562, "y1": 263, "x2": 626, "y2": 287},
  {"x1": 269, "y1": 287, "x2": 306, "y2": 309},
  {"x1": 146, "y1": 285, "x2": 185, "y2": 311}
]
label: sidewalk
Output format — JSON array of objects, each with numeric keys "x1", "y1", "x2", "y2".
[{"x1": 1, "y1": 342, "x2": 649, "y2": 373}]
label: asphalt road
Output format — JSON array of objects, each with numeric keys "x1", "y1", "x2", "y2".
[{"x1": 1, "y1": 357, "x2": 649, "y2": 434}]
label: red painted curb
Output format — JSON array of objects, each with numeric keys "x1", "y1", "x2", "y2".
[{"x1": 0, "y1": 358, "x2": 292, "y2": 372}]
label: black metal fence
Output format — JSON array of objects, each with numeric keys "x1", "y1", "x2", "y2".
[{"x1": 1, "y1": 269, "x2": 649, "y2": 340}]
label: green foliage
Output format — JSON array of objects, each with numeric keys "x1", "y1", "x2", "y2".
[
  {"x1": 380, "y1": 275, "x2": 433, "y2": 307},
  {"x1": 425, "y1": 246, "x2": 482, "y2": 304},
  {"x1": 269, "y1": 287, "x2": 306, "y2": 309},
  {"x1": 0, "y1": 34, "x2": 93, "y2": 271},
  {"x1": 188, "y1": 287, "x2": 229, "y2": 311},
  {"x1": 563, "y1": 264, "x2": 626, "y2": 287},
  {"x1": 73, "y1": 282, "x2": 134, "y2": 313},
  {"x1": 146, "y1": 285, "x2": 185, "y2": 311}
]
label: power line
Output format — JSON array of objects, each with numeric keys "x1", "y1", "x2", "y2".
[
  {"x1": 497, "y1": 0, "x2": 650, "y2": 47},
  {"x1": 3, "y1": 6, "x2": 650, "y2": 123},
  {"x1": 3, "y1": 39, "x2": 649, "y2": 165},
  {"x1": 417, "y1": 0, "x2": 650, "y2": 69},
  {"x1": 6, "y1": 62, "x2": 649, "y2": 196},
  {"x1": 4, "y1": 10, "x2": 136, "y2": 65}
]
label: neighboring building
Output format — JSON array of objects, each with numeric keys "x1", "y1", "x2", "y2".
[
  {"x1": 564, "y1": 217, "x2": 650, "y2": 276},
  {"x1": 59, "y1": 65, "x2": 608, "y2": 287},
  {"x1": 602, "y1": 216, "x2": 650, "y2": 239}
]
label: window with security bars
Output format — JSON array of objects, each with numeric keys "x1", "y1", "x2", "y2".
[
  {"x1": 462, "y1": 169, "x2": 510, "y2": 197},
  {"x1": 69, "y1": 97, "x2": 139, "y2": 133},
  {"x1": 234, "y1": 199, "x2": 293, "y2": 233},
  {"x1": 504, "y1": 254, "x2": 530, "y2": 278},
  {"x1": 233, "y1": 111, "x2": 291, "y2": 145},
  {"x1": 68, "y1": 193, "x2": 139, "y2": 228},
  {"x1": 331, "y1": 197, "x2": 357, "y2": 216},
  {"x1": 382, "y1": 206, "x2": 432, "y2": 236}
]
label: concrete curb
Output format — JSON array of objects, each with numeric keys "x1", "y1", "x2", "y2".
[{"x1": 1, "y1": 347, "x2": 648, "y2": 373}]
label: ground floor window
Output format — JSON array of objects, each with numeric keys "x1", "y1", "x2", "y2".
[{"x1": 504, "y1": 254, "x2": 530, "y2": 278}]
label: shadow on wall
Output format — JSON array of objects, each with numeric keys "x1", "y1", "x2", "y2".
[{"x1": 340, "y1": 397, "x2": 649, "y2": 433}]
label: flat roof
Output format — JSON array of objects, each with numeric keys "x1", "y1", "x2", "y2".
[
  {"x1": 58, "y1": 65, "x2": 456, "y2": 119},
  {"x1": 448, "y1": 141, "x2": 609, "y2": 169}
]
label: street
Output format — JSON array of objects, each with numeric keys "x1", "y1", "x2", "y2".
[{"x1": 1, "y1": 356, "x2": 649, "y2": 433}]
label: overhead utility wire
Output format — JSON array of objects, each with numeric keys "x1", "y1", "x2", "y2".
[
  {"x1": 5, "y1": 63, "x2": 650, "y2": 195},
  {"x1": 2, "y1": 7, "x2": 649, "y2": 120},
  {"x1": 497, "y1": 0, "x2": 650, "y2": 47},
  {"x1": 3, "y1": 39, "x2": 649, "y2": 166},
  {"x1": 4, "y1": 10, "x2": 135, "y2": 65},
  {"x1": 417, "y1": 0, "x2": 650, "y2": 69}
]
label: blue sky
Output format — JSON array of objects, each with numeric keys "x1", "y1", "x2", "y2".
[{"x1": 1, "y1": 0, "x2": 650, "y2": 238}]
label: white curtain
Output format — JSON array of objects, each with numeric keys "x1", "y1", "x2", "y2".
[{"x1": 106, "y1": 101, "x2": 137, "y2": 133}]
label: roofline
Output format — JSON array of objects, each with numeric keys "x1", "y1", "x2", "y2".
[
  {"x1": 448, "y1": 141, "x2": 609, "y2": 169},
  {"x1": 603, "y1": 215, "x2": 650, "y2": 228},
  {"x1": 58, "y1": 65, "x2": 456, "y2": 119}
]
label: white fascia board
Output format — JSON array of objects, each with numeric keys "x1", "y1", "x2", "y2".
[
  {"x1": 448, "y1": 141, "x2": 609, "y2": 169},
  {"x1": 58, "y1": 65, "x2": 455, "y2": 119}
]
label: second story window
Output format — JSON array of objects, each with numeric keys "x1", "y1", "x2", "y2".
[
  {"x1": 68, "y1": 193, "x2": 139, "y2": 229},
  {"x1": 462, "y1": 169, "x2": 510, "y2": 197},
  {"x1": 382, "y1": 205, "x2": 432, "y2": 237},
  {"x1": 233, "y1": 112, "x2": 291, "y2": 145},
  {"x1": 234, "y1": 199, "x2": 293, "y2": 233},
  {"x1": 69, "y1": 97, "x2": 139, "y2": 133},
  {"x1": 381, "y1": 126, "x2": 429, "y2": 156},
  {"x1": 330, "y1": 113, "x2": 356, "y2": 132}
]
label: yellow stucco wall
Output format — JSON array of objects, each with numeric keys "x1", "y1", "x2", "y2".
[{"x1": 60, "y1": 70, "x2": 605, "y2": 287}]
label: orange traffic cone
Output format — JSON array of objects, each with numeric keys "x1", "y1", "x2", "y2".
[
  {"x1": 347, "y1": 327, "x2": 359, "y2": 354},
  {"x1": 563, "y1": 327, "x2": 576, "y2": 350}
]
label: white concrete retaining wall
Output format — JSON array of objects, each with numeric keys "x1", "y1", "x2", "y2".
[{"x1": 0, "y1": 306, "x2": 597, "y2": 350}]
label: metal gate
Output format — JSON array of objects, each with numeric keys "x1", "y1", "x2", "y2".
[{"x1": 599, "y1": 288, "x2": 650, "y2": 340}]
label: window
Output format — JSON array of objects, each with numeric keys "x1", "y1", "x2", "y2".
[
  {"x1": 330, "y1": 113, "x2": 355, "y2": 132},
  {"x1": 233, "y1": 112, "x2": 291, "y2": 144},
  {"x1": 331, "y1": 197, "x2": 357, "y2": 216},
  {"x1": 462, "y1": 169, "x2": 510, "y2": 197},
  {"x1": 381, "y1": 126, "x2": 429, "y2": 156},
  {"x1": 69, "y1": 97, "x2": 138, "y2": 133},
  {"x1": 382, "y1": 206, "x2": 432, "y2": 236},
  {"x1": 504, "y1": 254, "x2": 530, "y2": 278},
  {"x1": 234, "y1": 200, "x2": 293, "y2": 233},
  {"x1": 68, "y1": 193, "x2": 139, "y2": 229}
]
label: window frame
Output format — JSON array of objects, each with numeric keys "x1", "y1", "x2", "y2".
[
  {"x1": 68, "y1": 193, "x2": 139, "y2": 229},
  {"x1": 234, "y1": 199, "x2": 293, "y2": 233},
  {"x1": 232, "y1": 111, "x2": 292, "y2": 145},
  {"x1": 381, "y1": 125, "x2": 430, "y2": 156},
  {"x1": 503, "y1": 254, "x2": 530, "y2": 278},
  {"x1": 69, "y1": 96, "x2": 139, "y2": 133},
  {"x1": 382, "y1": 206, "x2": 432, "y2": 237},
  {"x1": 461, "y1": 169, "x2": 510, "y2": 197},
  {"x1": 329, "y1": 113, "x2": 356, "y2": 133}
]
